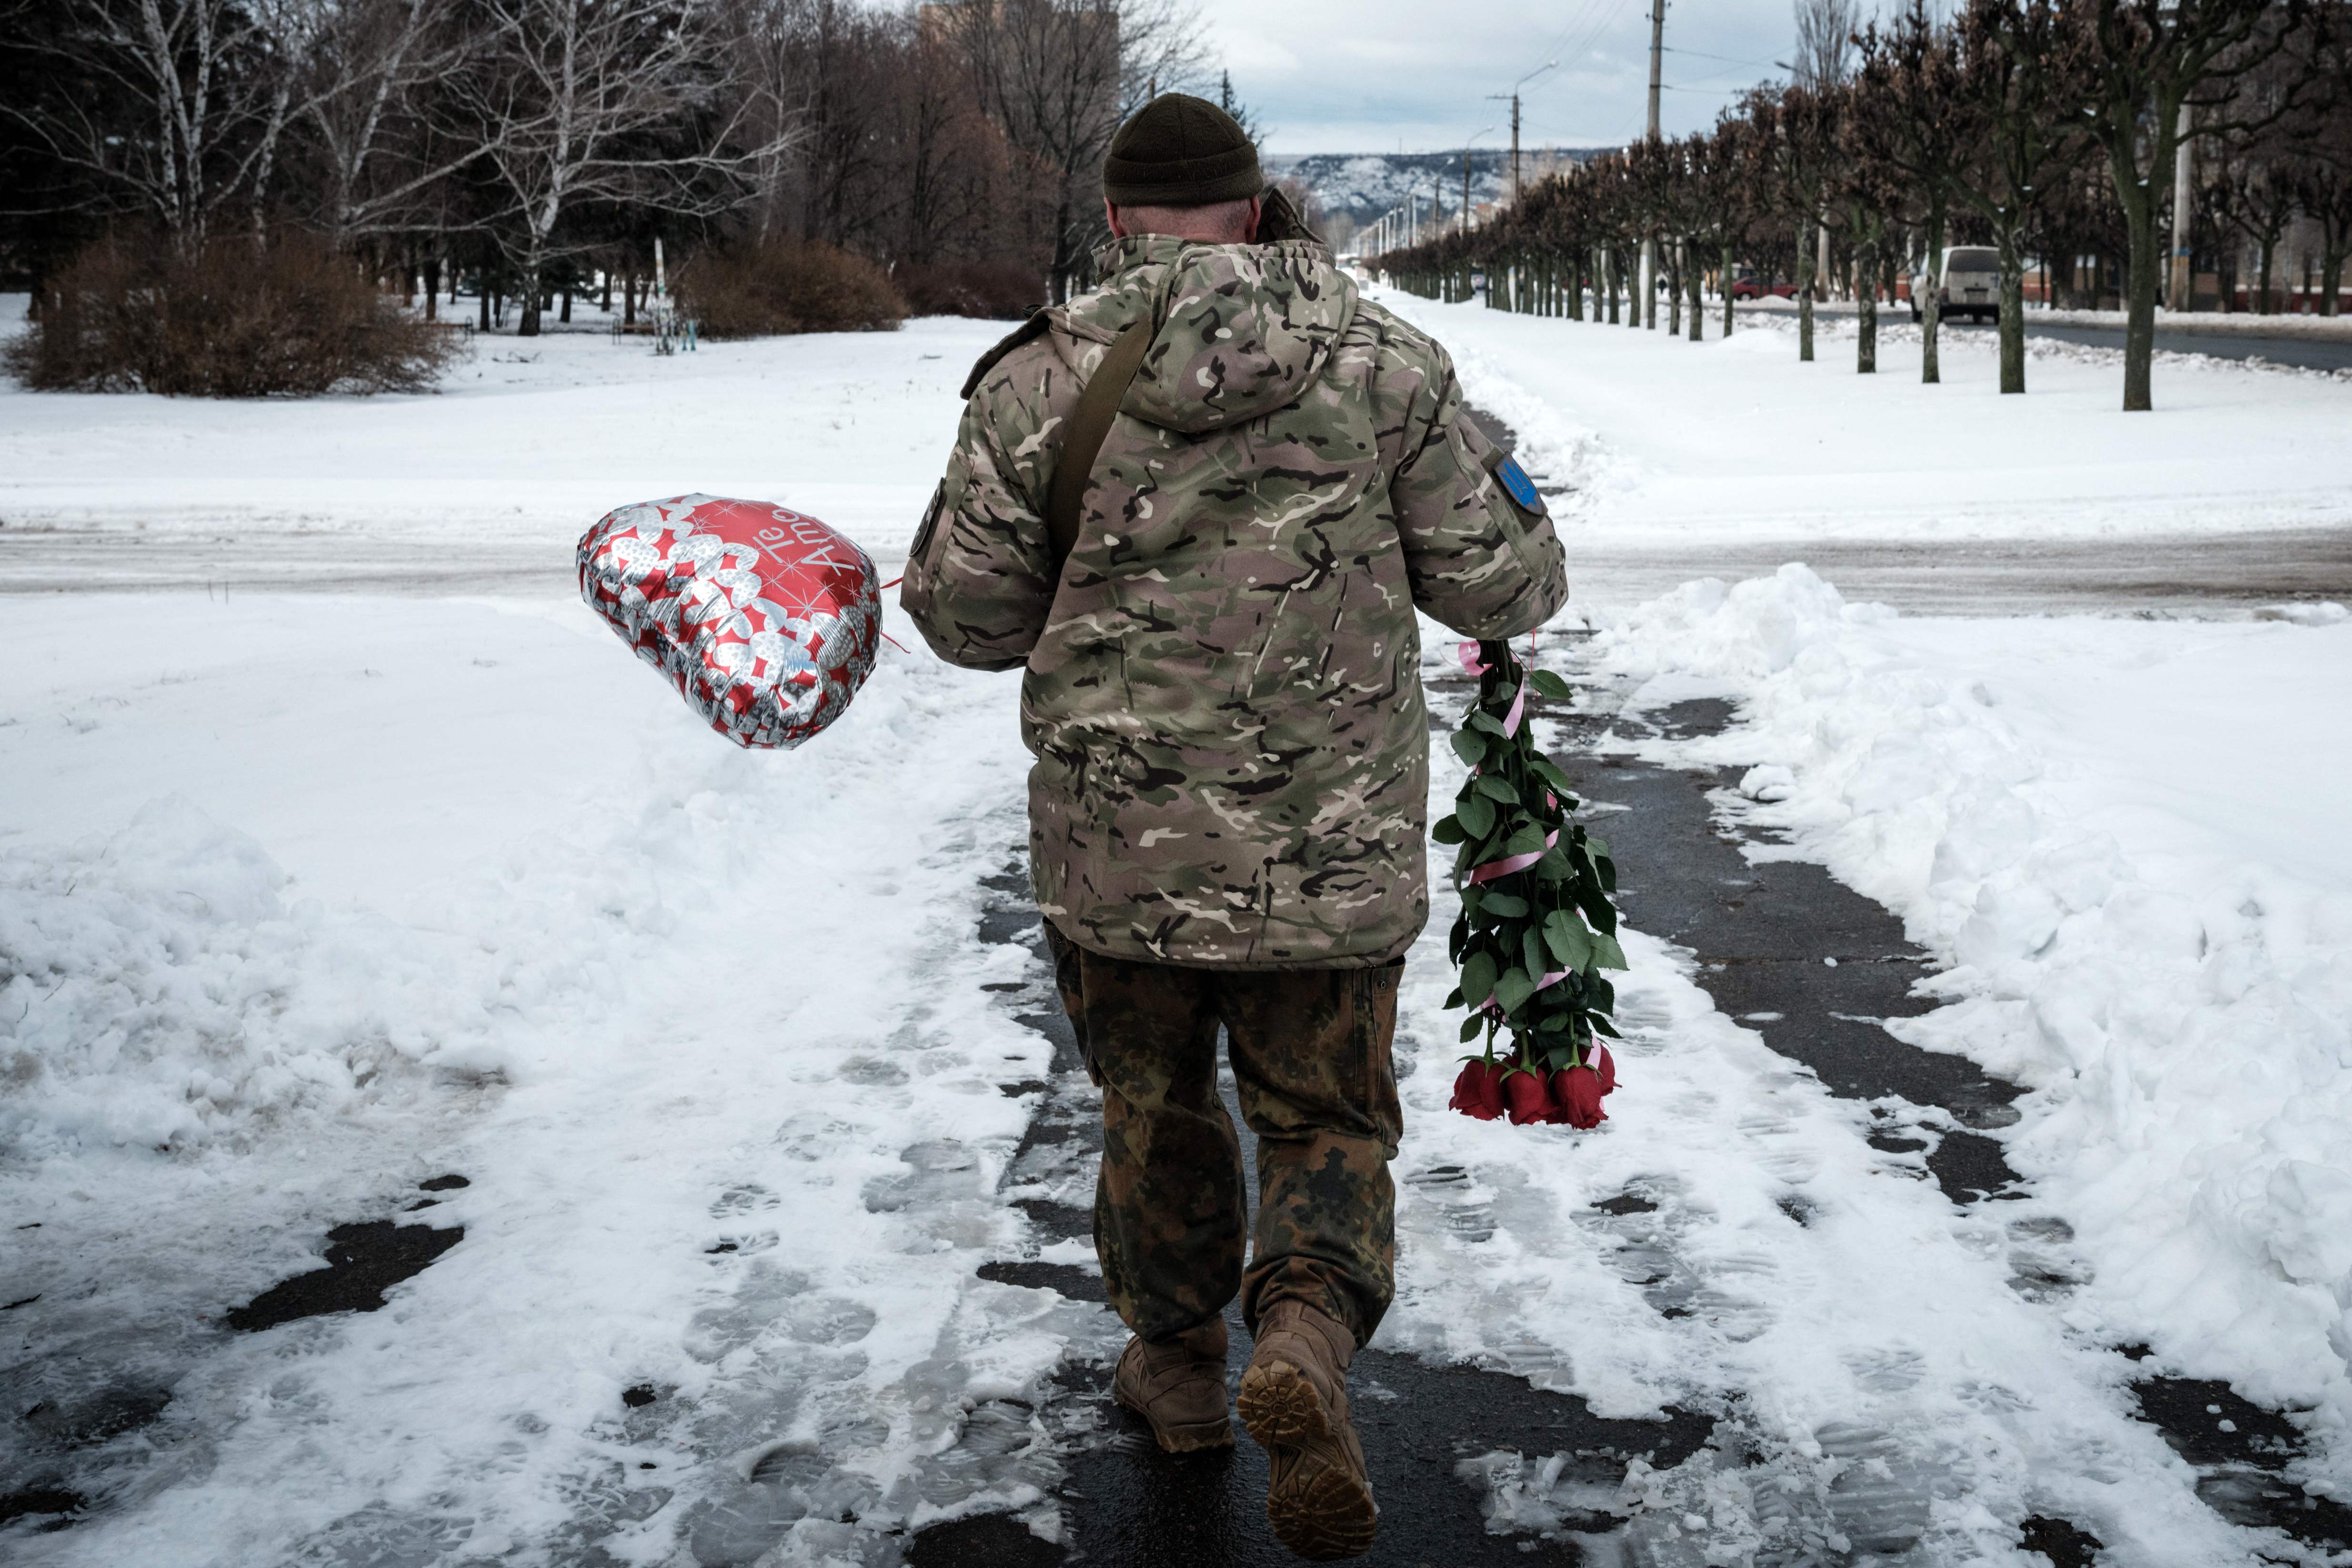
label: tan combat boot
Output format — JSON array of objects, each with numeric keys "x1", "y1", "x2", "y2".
[
  {"x1": 1237, "y1": 1300, "x2": 1377, "y2": 1560},
  {"x1": 1111, "y1": 1316, "x2": 1234, "y2": 1453}
]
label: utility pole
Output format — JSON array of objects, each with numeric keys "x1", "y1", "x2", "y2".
[
  {"x1": 1490, "y1": 60, "x2": 1556, "y2": 208},
  {"x1": 1510, "y1": 94, "x2": 1522, "y2": 202},
  {"x1": 1647, "y1": 0, "x2": 1664, "y2": 139},
  {"x1": 1643, "y1": 0, "x2": 1665, "y2": 327}
]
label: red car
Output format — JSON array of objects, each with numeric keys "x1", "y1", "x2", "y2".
[{"x1": 1729, "y1": 267, "x2": 1796, "y2": 301}]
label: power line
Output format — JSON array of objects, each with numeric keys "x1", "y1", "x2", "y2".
[
  {"x1": 1661, "y1": 44, "x2": 1781, "y2": 68},
  {"x1": 1545, "y1": 0, "x2": 1645, "y2": 88}
]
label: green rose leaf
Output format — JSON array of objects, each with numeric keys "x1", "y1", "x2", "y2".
[
  {"x1": 1504, "y1": 823, "x2": 1549, "y2": 859},
  {"x1": 1459, "y1": 1013, "x2": 1486, "y2": 1043},
  {"x1": 1451, "y1": 728, "x2": 1489, "y2": 765},
  {"x1": 1467, "y1": 710, "x2": 1507, "y2": 736},
  {"x1": 1479, "y1": 890, "x2": 1529, "y2": 918},
  {"x1": 1432, "y1": 815, "x2": 1466, "y2": 845},
  {"x1": 1544, "y1": 909, "x2": 1594, "y2": 970},
  {"x1": 1455, "y1": 793, "x2": 1496, "y2": 840},
  {"x1": 1474, "y1": 774, "x2": 1518, "y2": 803},
  {"x1": 1529, "y1": 668, "x2": 1575, "y2": 701},
  {"x1": 1460, "y1": 949, "x2": 1498, "y2": 1009},
  {"x1": 1491, "y1": 966, "x2": 1536, "y2": 1016},
  {"x1": 1589, "y1": 931, "x2": 1630, "y2": 971}
]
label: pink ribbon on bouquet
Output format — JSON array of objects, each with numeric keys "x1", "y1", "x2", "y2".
[{"x1": 1458, "y1": 638, "x2": 1555, "y2": 886}]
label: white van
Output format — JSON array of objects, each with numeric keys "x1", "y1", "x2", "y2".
[{"x1": 1909, "y1": 246, "x2": 2001, "y2": 323}]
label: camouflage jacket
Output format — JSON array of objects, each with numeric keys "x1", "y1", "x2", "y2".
[{"x1": 900, "y1": 234, "x2": 1568, "y2": 969}]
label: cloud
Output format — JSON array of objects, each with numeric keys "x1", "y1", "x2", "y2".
[{"x1": 1195, "y1": 0, "x2": 1805, "y2": 152}]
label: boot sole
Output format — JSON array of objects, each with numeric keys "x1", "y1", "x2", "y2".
[
  {"x1": 1238, "y1": 1359, "x2": 1377, "y2": 1560},
  {"x1": 1112, "y1": 1386, "x2": 1234, "y2": 1454}
]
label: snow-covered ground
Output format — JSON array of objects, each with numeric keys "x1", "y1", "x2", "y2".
[
  {"x1": 1397, "y1": 291, "x2": 2352, "y2": 546},
  {"x1": 0, "y1": 293, "x2": 979, "y2": 582},
  {"x1": 5, "y1": 293, "x2": 2351, "y2": 1565}
]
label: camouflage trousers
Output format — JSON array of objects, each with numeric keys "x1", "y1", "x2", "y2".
[{"x1": 1043, "y1": 921, "x2": 1404, "y2": 1347}]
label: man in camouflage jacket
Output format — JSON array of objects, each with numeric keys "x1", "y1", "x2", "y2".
[{"x1": 901, "y1": 93, "x2": 1566, "y2": 1561}]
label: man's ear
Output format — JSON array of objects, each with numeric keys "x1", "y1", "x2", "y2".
[
  {"x1": 1244, "y1": 195, "x2": 1262, "y2": 243},
  {"x1": 1104, "y1": 197, "x2": 1128, "y2": 240}
]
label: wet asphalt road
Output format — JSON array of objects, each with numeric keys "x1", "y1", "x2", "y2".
[{"x1": 903, "y1": 661, "x2": 2350, "y2": 1566}]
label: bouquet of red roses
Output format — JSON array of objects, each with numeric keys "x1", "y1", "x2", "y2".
[{"x1": 1438, "y1": 638, "x2": 1626, "y2": 1129}]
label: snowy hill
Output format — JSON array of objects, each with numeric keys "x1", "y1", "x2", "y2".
[{"x1": 1265, "y1": 148, "x2": 1608, "y2": 228}]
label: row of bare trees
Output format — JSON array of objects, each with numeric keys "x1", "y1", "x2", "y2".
[
  {"x1": 1374, "y1": 0, "x2": 2349, "y2": 412},
  {"x1": 0, "y1": 0, "x2": 1212, "y2": 332}
]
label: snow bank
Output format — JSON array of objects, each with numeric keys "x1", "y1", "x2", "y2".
[
  {"x1": 0, "y1": 797, "x2": 526, "y2": 1156},
  {"x1": 1, "y1": 593, "x2": 1084, "y2": 1566},
  {"x1": 1583, "y1": 567, "x2": 2352, "y2": 1431}
]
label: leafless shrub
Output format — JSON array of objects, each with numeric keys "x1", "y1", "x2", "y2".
[
  {"x1": 676, "y1": 238, "x2": 906, "y2": 337},
  {"x1": 894, "y1": 260, "x2": 1044, "y2": 319},
  {"x1": 5, "y1": 230, "x2": 460, "y2": 395}
]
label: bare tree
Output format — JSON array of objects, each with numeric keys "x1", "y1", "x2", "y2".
[
  {"x1": 949, "y1": 0, "x2": 1207, "y2": 303},
  {"x1": 5, "y1": 0, "x2": 290, "y2": 248},
  {"x1": 269, "y1": 0, "x2": 479, "y2": 242},
  {"x1": 1747, "y1": 82, "x2": 1843, "y2": 361},
  {"x1": 447, "y1": 0, "x2": 801, "y2": 334},
  {"x1": 1951, "y1": 0, "x2": 2092, "y2": 394},
  {"x1": 1793, "y1": 0, "x2": 1860, "y2": 89},
  {"x1": 1854, "y1": 1, "x2": 1974, "y2": 384},
  {"x1": 2075, "y1": 0, "x2": 2313, "y2": 409}
]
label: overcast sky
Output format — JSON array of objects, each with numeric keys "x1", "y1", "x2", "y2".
[{"x1": 1193, "y1": 0, "x2": 1813, "y2": 155}]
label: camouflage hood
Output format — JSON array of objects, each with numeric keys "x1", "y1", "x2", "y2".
[{"x1": 1062, "y1": 236, "x2": 1357, "y2": 435}]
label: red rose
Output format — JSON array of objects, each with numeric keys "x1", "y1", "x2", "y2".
[
  {"x1": 1504, "y1": 1067, "x2": 1555, "y2": 1125},
  {"x1": 1549, "y1": 1066, "x2": 1607, "y2": 1130},
  {"x1": 1590, "y1": 1043, "x2": 1617, "y2": 1095},
  {"x1": 1449, "y1": 1059, "x2": 1508, "y2": 1120}
]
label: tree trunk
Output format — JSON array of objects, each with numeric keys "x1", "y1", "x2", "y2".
[
  {"x1": 423, "y1": 257, "x2": 440, "y2": 323},
  {"x1": 2120, "y1": 183, "x2": 2159, "y2": 412},
  {"x1": 1644, "y1": 241, "x2": 1658, "y2": 329},
  {"x1": 1667, "y1": 244, "x2": 1682, "y2": 337},
  {"x1": 1998, "y1": 234, "x2": 2027, "y2": 395},
  {"x1": 1921, "y1": 208, "x2": 1945, "y2": 385},
  {"x1": 1606, "y1": 251, "x2": 1620, "y2": 324},
  {"x1": 518, "y1": 256, "x2": 543, "y2": 337},
  {"x1": 1797, "y1": 222, "x2": 1817, "y2": 363},
  {"x1": 2256, "y1": 237, "x2": 2274, "y2": 314},
  {"x1": 1687, "y1": 259, "x2": 1703, "y2": 342},
  {"x1": 2324, "y1": 244, "x2": 2345, "y2": 317},
  {"x1": 625, "y1": 271, "x2": 637, "y2": 326},
  {"x1": 1720, "y1": 242, "x2": 1735, "y2": 337},
  {"x1": 478, "y1": 278, "x2": 491, "y2": 332},
  {"x1": 1049, "y1": 192, "x2": 1074, "y2": 306},
  {"x1": 1856, "y1": 236, "x2": 1877, "y2": 374}
]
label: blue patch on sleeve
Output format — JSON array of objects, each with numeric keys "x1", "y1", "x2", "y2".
[{"x1": 1496, "y1": 454, "x2": 1544, "y2": 514}]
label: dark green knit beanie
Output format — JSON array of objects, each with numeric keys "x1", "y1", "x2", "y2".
[{"x1": 1102, "y1": 93, "x2": 1263, "y2": 207}]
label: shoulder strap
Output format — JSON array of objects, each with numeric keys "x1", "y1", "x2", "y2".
[{"x1": 1044, "y1": 319, "x2": 1153, "y2": 574}]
